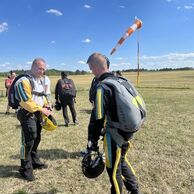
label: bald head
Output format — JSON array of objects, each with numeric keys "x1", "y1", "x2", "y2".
[
  {"x1": 32, "y1": 58, "x2": 46, "y2": 68},
  {"x1": 87, "y1": 52, "x2": 108, "y2": 67},
  {"x1": 87, "y1": 52, "x2": 109, "y2": 78},
  {"x1": 31, "y1": 57, "x2": 46, "y2": 78}
]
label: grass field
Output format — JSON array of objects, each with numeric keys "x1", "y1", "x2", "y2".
[{"x1": 0, "y1": 70, "x2": 194, "y2": 194}]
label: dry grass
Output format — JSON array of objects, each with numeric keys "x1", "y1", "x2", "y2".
[{"x1": 0, "y1": 70, "x2": 194, "y2": 194}]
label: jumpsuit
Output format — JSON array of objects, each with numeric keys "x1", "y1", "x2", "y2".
[{"x1": 88, "y1": 72, "x2": 140, "y2": 194}]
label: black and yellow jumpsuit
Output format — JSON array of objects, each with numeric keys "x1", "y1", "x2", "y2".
[
  {"x1": 88, "y1": 72, "x2": 140, "y2": 194},
  {"x1": 15, "y1": 76, "x2": 47, "y2": 178}
]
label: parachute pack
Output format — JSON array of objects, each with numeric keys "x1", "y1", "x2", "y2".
[
  {"x1": 100, "y1": 77, "x2": 146, "y2": 133},
  {"x1": 61, "y1": 78, "x2": 76, "y2": 98},
  {"x1": 8, "y1": 74, "x2": 34, "y2": 109}
]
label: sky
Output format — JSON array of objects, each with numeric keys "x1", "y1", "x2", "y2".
[{"x1": 0, "y1": 0, "x2": 194, "y2": 72}]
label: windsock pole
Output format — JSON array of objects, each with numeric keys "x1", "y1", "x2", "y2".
[{"x1": 137, "y1": 29, "x2": 140, "y2": 87}]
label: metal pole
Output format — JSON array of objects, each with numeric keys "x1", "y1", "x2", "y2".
[{"x1": 137, "y1": 29, "x2": 140, "y2": 87}]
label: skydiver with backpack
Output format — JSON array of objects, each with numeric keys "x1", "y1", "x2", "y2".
[
  {"x1": 85, "y1": 52, "x2": 146, "y2": 194},
  {"x1": 55, "y1": 71, "x2": 78, "y2": 127},
  {"x1": 14, "y1": 58, "x2": 53, "y2": 181}
]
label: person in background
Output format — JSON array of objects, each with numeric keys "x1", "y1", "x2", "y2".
[
  {"x1": 85, "y1": 52, "x2": 141, "y2": 194},
  {"x1": 16, "y1": 58, "x2": 52, "y2": 181},
  {"x1": 5, "y1": 73, "x2": 11, "y2": 97},
  {"x1": 115, "y1": 70, "x2": 122, "y2": 77},
  {"x1": 5, "y1": 71, "x2": 16, "y2": 114},
  {"x1": 55, "y1": 72, "x2": 78, "y2": 127},
  {"x1": 42, "y1": 72, "x2": 52, "y2": 107}
]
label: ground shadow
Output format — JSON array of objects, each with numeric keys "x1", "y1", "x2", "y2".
[
  {"x1": 80, "y1": 109, "x2": 92, "y2": 114},
  {"x1": 3, "y1": 149, "x2": 82, "y2": 179},
  {"x1": 39, "y1": 149, "x2": 82, "y2": 160},
  {"x1": 0, "y1": 165, "x2": 19, "y2": 178},
  {"x1": 10, "y1": 149, "x2": 82, "y2": 161},
  {"x1": 138, "y1": 86, "x2": 191, "y2": 90},
  {"x1": 57, "y1": 123, "x2": 78, "y2": 127},
  {"x1": 0, "y1": 112, "x2": 17, "y2": 116}
]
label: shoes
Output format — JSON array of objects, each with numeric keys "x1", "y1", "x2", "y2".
[
  {"x1": 80, "y1": 149, "x2": 88, "y2": 156},
  {"x1": 32, "y1": 162, "x2": 48, "y2": 169},
  {"x1": 19, "y1": 168, "x2": 35, "y2": 181},
  {"x1": 74, "y1": 120, "x2": 79, "y2": 125},
  {"x1": 130, "y1": 189, "x2": 141, "y2": 194},
  {"x1": 65, "y1": 123, "x2": 69, "y2": 127}
]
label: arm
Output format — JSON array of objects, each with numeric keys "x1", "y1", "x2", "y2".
[
  {"x1": 15, "y1": 78, "x2": 46, "y2": 113},
  {"x1": 5, "y1": 78, "x2": 12, "y2": 89},
  {"x1": 55, "y1": 80, "x2": 60, "y2": 101},
  {"x1": 89, "y1": 78, "x2": 99, "y2": 103},
  {"x1": 87, "y1": 86, "x2": 109, "y2": 151},
  {"x1": 44, "y1": 76, "x2": 51, "y2": 95}
]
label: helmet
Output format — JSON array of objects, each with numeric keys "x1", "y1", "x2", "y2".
[
  {"x1": 82, "y1": 152, "x2": 105, "y2": 179},
  {"x1": 41, "y1": 114, "x2": 57, "y2": 131},
  {"x1": 54, "y1": 101, "x2": 61, "y2": 111}
]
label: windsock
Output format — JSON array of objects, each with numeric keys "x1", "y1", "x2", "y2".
[{"x1": 110, "y1": 18, "x2": 142, "y2": 55}]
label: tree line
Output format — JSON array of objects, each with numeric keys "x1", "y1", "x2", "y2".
[
  {"x1": 0, "y1": 69, "x2": 90, "y2": 77},
  {"x1": 0, "y1": 67, "x2": 193, "y2": 77}
]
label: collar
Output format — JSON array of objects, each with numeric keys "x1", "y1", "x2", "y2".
[{"x1": 98, "y1": 72, "x2": 115, "y2": 81}]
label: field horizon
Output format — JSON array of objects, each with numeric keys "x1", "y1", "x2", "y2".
[{"x1": 0, "y1": 70, "x2": 193, "y2": 194}]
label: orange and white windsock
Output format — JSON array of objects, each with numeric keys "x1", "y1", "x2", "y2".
[{"x1": 110, "y1": 18, "x2": 142, "y2": 55}]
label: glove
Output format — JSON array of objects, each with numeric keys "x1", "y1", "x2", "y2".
[{"x1": 87, "y1": 140, "x2": 99, "y2": 152}]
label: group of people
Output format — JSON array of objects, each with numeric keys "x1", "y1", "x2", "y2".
[{"x1": 8, "y1": 54, "x2": 142, "y2": 194}]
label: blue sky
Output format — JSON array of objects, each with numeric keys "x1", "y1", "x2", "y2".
[{"x1": 0, "y1": 0, "x2": 194, "y2": 72}]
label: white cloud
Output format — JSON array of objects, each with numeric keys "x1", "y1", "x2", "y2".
[
  {"x1": 46, "y1": 9, "x2": 63, "y2": 16},
  {"x1": 119, "y1": 5, "x2": 125, "y2": 9},
  {"x1": 166, "y1": 0, "x2": 172, "y2": 2},
  {"x1": 78, "y1": 60, "x2": 86, "y2": 65},
  {"x1": 108, "y1": 60, "x2": 132, "y2": 71},
  {"x1": 0, "y1": 61, "x2": 31, "y2": 71},
  {"x1": 82, "y1": 38, "x2": 91, "y2": 43},
  {"x1": 115, "y1": 57, "x2": 129, "y2": 60},
  {"x1": 0, "y1": 22, "x2": 8, "y2": 33},
  {"x1": 184, "y1": 5, "x2": 194, "y2": 10},
  {"x1": 111, "y1": 62, "x2": 131, "y2": 67},
  {"x1": 84, "y1": 4, "x2": 91, "y2": 9},
  {"x1": 0, "y1": 62, "x2": 10, "y2": 67},
  {"x1": 26, "y1": 61, "x2": 32, "y2": 65},
  {"x1": 141, "y1": 52, "x2": 194, "y2": 69},
  {"x1": 51, "y1": 40, "x2": 56, "y2": 44},
  {"x1": 176, "y1": 5, "x2": 194, "y2": 10},
  {"x1": 17, "y1": 63, "x2": 30, "y2": 70},
  {"x1": 60, "y1": 63, "x2": 66, "y2": 66}
]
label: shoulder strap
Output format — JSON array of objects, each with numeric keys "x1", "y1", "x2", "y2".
[{"x1": 23, "y1": 74, "x2": 46, "y2": 97}]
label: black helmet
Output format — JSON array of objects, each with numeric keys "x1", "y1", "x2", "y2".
[
  {"x1": 54, "y1": 101, "x2": 61, "y2": 111},
  {"x1": 82, "y1": 152, "x2": 105, "y2": 179}
]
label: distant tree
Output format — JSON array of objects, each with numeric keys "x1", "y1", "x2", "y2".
[{"x1": 0, "y1": 67, "x2": 193, "y2": 77}]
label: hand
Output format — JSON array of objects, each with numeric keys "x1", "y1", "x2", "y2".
[
  {"x1": 87, "y1": 140, "x2": 99, "y2": 152},
  {"x1": 44, "y1": 105, "x2": 52, "y2": 111},
  {"x1": 41, "y1": 107, "x2": 52, "y2": 116}
]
